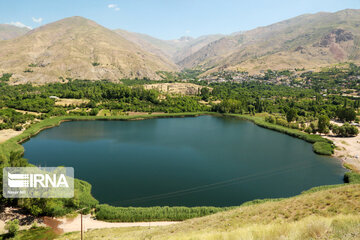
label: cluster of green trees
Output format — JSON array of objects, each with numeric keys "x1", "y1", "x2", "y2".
[
  {"x1": 0, "y1": 108, "x2": 35, "y2": 130},
  {"x1": 1, "y1": 78, "x2": 358, "y2": 135},
  {"x1": 299, "y1": 64, "x2": 360, "y2": 93},
  {"x1": 0, "y1": 80, "x2": 210, "y2": 117},
  {"x1": 331, "y1": 123, "x2": 359, "y2": 137}
]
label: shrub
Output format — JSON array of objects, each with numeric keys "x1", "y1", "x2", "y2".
[
  {"x1": 275, "y1": 118, "x2": 288, "y2": 127},
  {"x1": 313, "y1": 142, "x2": 334, "y2": 155},
  {"x1": 265, "y1": 115, "x2": 276, "y2": 124},
  {"x1": 305, "y1": 127, "x2": 313, "y2": 134},
  {"x1": 344, "y1": 172, "x2": 360, "y2": 183},
  {"x1": 5, "y1": 219, "x2": 19, "y2": 236},
  {"x1": 0, "y1": 73, "x2": 12, "y2": 82}
]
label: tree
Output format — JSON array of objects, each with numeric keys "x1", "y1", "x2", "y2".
[
  {"x1": 332, "y1": 123, "x2": 359, "y2": 137},
  {"x1": 9, "y1": 151, "x2": 27, "y2": 167},
  {"x1": 200, "y1": 87, "x2": 210, "y2": 101},
  {"x1": 286, "y1": 108, "x2": 297, "y2": 122},
  {"x1": 318, "y1": 115, "x2": 330, "y2": 134},
  {"x1": 336, "y1": 108, "x2": 357, "y2": 122},
  {"x1": 215, "y1": 99, "x2": 243, "y2": 113}
]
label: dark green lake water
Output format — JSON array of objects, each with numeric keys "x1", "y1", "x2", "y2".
[{"x1": 23, "y1": 116, "x2": 346, "y2": 207}]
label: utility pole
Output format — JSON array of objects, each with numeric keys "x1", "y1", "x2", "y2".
[
  {"x1": 76, "y1": 208, "x2": 87, "y2": 240},
  {"x1": 81, "y1": 212, "x2": 83, "y2": 240}
]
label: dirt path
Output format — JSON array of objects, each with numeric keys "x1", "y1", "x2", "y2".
[
  {"x1": 44, "y1": 215, "x2": 179, "y2": 234},
  {"x1": 324, "y1": 121, "x2": 360, "y2": 171},
  {"x1": 0, "y1": 129, "x2": 23, "y2": 143}
]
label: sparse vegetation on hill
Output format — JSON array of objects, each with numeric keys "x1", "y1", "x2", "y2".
[
  {"x1": 0, "y1": 17, "x2": 177, "y2": 83},
  {"x1": 57, "y1": 184, "x2": 360, "y2": 240},
  {"x1": 180, "y1": 9, "x2": 360, "y2": 74}
]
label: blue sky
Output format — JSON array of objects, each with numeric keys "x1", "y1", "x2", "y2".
[{"x1": 1, "y1": 0, "x2": 359, "y2": 40}]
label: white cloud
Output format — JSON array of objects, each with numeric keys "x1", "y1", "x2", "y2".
[
  {"x1": 8, "y1": 21, "x2": 32, "y2": 29},
  {"x1": 32, "y1": 17, "x2": 43, "y2": 23},
  {"x1": 185, "y1": 30, "x2": 191, "y2": 34},
  {"x1": 108, "y1": 4, "x2": 119, "y2": 11}
]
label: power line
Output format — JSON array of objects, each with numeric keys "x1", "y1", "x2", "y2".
[{"x1": 117, "y1": 162, "x2": 314, "y2": 205}]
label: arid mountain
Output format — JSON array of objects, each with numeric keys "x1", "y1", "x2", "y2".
[
  {"x1": 0, "y1": 17, "x2": 177, "y2": 83},
  {"x1": 179, "y1": 9, "x2": 360, "y2": 74},
  {"x1": 114, "y1": 29, "x2": 175, "y2": 61},
  {"x1": 168, "y1": 35, "x2": 225, "y2": 63},
  {"x1": 114, "y1": 29, "x2": 223, "y2": 64},
  {"x1": 0, "y1": 24, "x2": 30, "y2": 40}
]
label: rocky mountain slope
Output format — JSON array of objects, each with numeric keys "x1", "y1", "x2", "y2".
[
  {"x1": 115, "y1": 29, "x2": 223, "y2": 64},
  {"x1": 0, "y1": 17, "x2": 177, "y2": 83},
  {"x1": 179, "y1": 9, "x2": 360, "y2": 74}
]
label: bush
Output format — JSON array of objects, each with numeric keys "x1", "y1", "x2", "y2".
[
  {"x1": 313, "y1": 142, "x2": 334, "y2": 155},
  {"x1": 305, "y1": 127, "x2": 313, "y2": 134},
  {"x1": 344, "y1": 172, "x2": 360, "y2": 183},
  {"x1": 5, "y1": 219, "x2": 19, "y2": 236},
  {"x1": 275, "y1": 118, "x2": 288, "y2": 127},
  {"x1": 265, "y1": 115, "x2": 276, "y2": 124},
  {"x1": 0, "y1": 73, "x2": 12, "y2": 82}
]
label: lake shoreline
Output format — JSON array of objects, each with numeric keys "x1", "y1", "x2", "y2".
[
  {"x1": 0, "y1": 112, "x2": 354, "y2": 226},
  {"x1": 0, "y1": 111, "x2": 347, "y2": 168}
]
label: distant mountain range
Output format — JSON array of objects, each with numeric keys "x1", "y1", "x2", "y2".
[
  {"x1": 1, "y1": 9, "x2": 360, "y2": 83},
  {"x1": 0, "y1": 24, "x2": 30, "y2": 40},
  {"x1": 179, "y1": 9, "x2": 360, "y2": 74}
]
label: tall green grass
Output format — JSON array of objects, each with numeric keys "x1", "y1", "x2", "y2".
[{"x1": 95, "y1": 204, "x2": 231, "y2": 222}]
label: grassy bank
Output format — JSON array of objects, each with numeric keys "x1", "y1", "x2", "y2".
[
  {"x1": 0, "y1": 112, "x2": 217, "y2": 218},
  {"x1": 58, "y1": 184, "x2": 360, "y2": 240},
  {"x1": 95, "y1": 205, "x2": 232, "y2": 222},
  {"x1": 0, "y1": 111, "x2": 355, "y2": 222},
  {"x1": 227, "y1": 114, "x2": 334, "y2": 155}
]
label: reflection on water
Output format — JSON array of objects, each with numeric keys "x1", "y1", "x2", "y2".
[{"x1": 24, "y1": 116, "x2": 346, "y2": 207}]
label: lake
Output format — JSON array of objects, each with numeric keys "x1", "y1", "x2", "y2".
[{"x1": 23, "y1": 116, "x2": 346, "y2": 207}]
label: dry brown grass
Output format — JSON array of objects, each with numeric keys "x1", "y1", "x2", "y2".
[
  {"x1": 54, "y1": 98, "x2": 90, "y2": 106},
  {"x1": 144, "y1": 83, "x2": 210, "y2": 95},
  {"x1": 57, "y1": 184, "x2": 360, "y2": 240}
]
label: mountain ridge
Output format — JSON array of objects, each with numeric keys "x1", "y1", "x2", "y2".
[
  {"x1": 0, "y1": 16, "x2": 177, "y2": 83},
  {"x1": 179, "y1": 8, "x2": 360, "y2": 74},
  {"x1": 0, "y1": 24, "x2": 30, "y2": 40}
]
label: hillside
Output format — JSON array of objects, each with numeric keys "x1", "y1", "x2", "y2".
[
  {"x1": 114, "y1": 29, "x2": 175, "y2": 62},
  {"x1": 57, "y1": 184, "x2": 360, "y2": 239},
  {"x1": 179, "y1": 9, "x2": 360, "y2": 74},
  {"x1": 0, "y1": 17, "x2": 177, "y2": 84},
  {"x1": 115, "y1": 29, "x2": 223, "y2": 64},
  {"x1": 0, "y1": 24, "x2": 29, "y2": 40}
]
